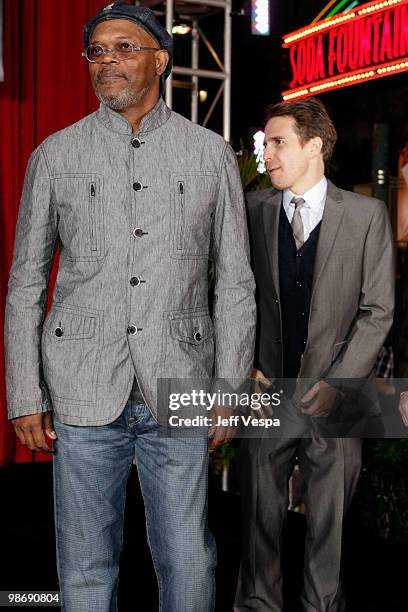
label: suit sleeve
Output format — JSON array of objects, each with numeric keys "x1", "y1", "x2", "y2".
[
  {"x1": 326, "y1": 200, "x2": 395, "y2": 379},
  {"x1": 210, "y1": 143, "x2": 256, "y2": 382},
  {"x1": 4, "y1": 145, "x2": 59, "y2": 419}
]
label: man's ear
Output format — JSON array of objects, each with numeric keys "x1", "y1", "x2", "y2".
[
  {"x1": 155, "y1": 50, "x2": 169, "y2": 76},
  {"x1": 308, "y1": 136, "x2": 323, "y2": 159}
]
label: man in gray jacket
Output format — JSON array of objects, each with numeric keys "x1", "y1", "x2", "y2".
[
  {"x1": 235, "y1": 98, "x2": 394, "y2": 611},
  {"x1": 4, "y1": 4, "x2": 256, "y2": 611}
]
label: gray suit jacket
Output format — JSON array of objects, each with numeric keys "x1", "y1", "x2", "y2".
[
  {"x1": 5, "y1": 98, "x2": 256, "y2": 425},
  {"x1": 247, "y1": 181, "x2": 394, "y2": 391}
]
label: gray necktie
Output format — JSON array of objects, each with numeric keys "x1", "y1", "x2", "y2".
[{"x1": 290, "y1": 196, "x2": 305, "y2": 249}]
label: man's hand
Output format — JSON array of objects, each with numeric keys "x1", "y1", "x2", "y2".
[
  {"x1": 251, "y1": 368, "x2": 274, "y2": 418},
  {"x1": 208, "y1": 405, "x2": 238, "y2": 451},
  {"x1": 398, "y1": 392, "x2": 408, "y2": 427},
  {"x1": 301, "y1": 380, "x2": 338, "y2": 418},
  {"x1": 12, "y1": 412, "x2": 57, "y2": 453}
]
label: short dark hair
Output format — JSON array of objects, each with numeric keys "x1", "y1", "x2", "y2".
[{"x1": 265, "y1": 97, "x2": 337, "y2": 163}]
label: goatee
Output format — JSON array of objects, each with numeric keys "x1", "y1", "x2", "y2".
[{"x1": 95, "y1": 84, "x2": 149, "y2": 111}]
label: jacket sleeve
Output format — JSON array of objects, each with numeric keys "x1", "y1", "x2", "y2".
[
  {"x1": 4, "y1": 144, "x2": 59, "y2": 419},
  {"x1": 326, "y1": 200, "x2": 395, "y2": 380},
  {"x1": 210, "y1": 143, "x2": 256, "y2": 382}
]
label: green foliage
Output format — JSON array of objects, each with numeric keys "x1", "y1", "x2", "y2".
[
  {"x1": 237, "y1": 151, "x2": 271, "y2": 193},
  {"x1": 355, "y1": 439, "x2": 408, "y2": 542},
  {"x1": 209, "y1": 442, "x2": 236, "y2": 476}
]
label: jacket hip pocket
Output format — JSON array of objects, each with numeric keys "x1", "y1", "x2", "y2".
[
  {"x1": 41, "y1": 304, "x2": 101, "y2": 403},
  {"x1": 162, "y1": 311, "x2": 215, "y2": 378}
]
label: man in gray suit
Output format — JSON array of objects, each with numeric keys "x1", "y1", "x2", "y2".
[
  {"x1": 235, "y1": 98, "x2": 394, "y2": 611},
  {"x1": 4, "y1": 4, "x2": 255, "y2": 611}
]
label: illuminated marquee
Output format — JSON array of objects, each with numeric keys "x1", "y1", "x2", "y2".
[{"x1": 282, "y1": 0, "x2": 408, "y2": 100}]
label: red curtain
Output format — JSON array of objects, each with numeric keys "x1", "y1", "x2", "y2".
[{"x1": 0, "y1": 0, "x2": 117, "y2": 464}]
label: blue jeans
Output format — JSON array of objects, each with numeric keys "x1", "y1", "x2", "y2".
[{"x1": 52, "y1": 399, "x2": 216, "y2": 612}]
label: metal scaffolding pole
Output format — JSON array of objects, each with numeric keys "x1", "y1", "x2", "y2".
[
  {"x1": 164, "y1": 0, "x2": 174, "y2": 108},
  {"x1": 223, "y1": 0, "x2": 231, "y2": 141},
  {"x1": 191, "y1": 19, "x2": 199, "y2": 124},
  {"x1": 140, "y1": 0, "x2": 232, "y2": 140}
]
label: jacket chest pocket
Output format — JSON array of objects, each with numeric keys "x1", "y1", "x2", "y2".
[
  {"x1": 53, "y1": 174, "x2": 105, "y2": 261},
  {"x1": 170, "y1": 173, "x2": 218, "y2": 259}
]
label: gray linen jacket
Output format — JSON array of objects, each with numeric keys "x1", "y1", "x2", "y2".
[
  {"x1": 247, "y1": 182, "x2": 394, "y2": 387},
  {"x1": 5, "y1": 98, "x2": 256, "y2": 425}
]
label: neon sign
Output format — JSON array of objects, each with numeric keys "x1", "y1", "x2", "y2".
[{"x1": 282, "y1": 0, "x2": 408, "y2": 100}]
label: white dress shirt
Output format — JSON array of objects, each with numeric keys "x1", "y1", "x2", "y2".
[{"x1": 283, "y1": 176, "x2": 327, "y2": 243}]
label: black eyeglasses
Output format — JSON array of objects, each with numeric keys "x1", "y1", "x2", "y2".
[{"x1": 82, "y1": 41, "x2": 161, "y2": 63}]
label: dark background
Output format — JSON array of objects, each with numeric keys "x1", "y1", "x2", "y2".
[{"x1": 174, "y1": 0, "x2": 408, "y2": 189}]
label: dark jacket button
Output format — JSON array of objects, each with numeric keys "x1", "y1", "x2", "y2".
[
  {"x1": 131, "y1": 137, "x2": 141, "y2": 148},
  {"x1": 274, "y1": 337, "x2": 281, "y2": 344},
  {"x1": 127, "y1": 325, "x2": 137, "y2": 335},
  {"x1": 130, "y1": 277, "x2": 141, "y2": 287},
  {"x1": 55, "y1": 327, "x2": 63, "y2": 337},
  {"x1": 133, "y1": 228, "x2": 144, "y2": 238},
  {"x1": 133, "y1": 182, "x2": 143, "y2": 191},
  {"x1": 194, "y1": 331, "x2": 202, "y2": 342}
]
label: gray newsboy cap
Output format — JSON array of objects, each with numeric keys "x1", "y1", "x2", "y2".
[{"x1": 83, "y1": 2, "x2": 173, "y2": 80}]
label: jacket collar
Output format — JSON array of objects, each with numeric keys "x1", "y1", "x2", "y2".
[{"x1": 96, "y1": 96, "x2": 172, "y2": 136}]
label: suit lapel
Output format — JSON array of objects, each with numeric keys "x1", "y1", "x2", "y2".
[
  {"x1": 311, "y1": 181, "x2": 344, "y2": 299},
  {"x1": 261, "y1": 190, "x2": 282, "y2": 300}
]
